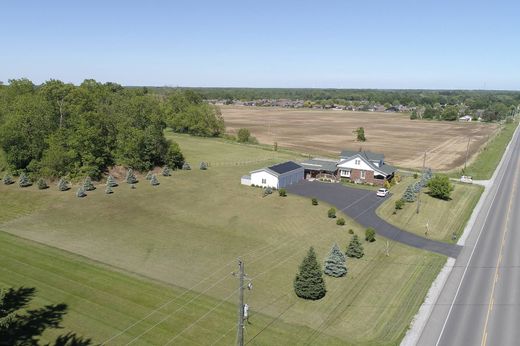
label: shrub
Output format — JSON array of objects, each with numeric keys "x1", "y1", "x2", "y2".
[
  {"x1": 336, "y1": 217, "x2": 345, "y2": 226},
  {"x1": 57, "y1": 178, "x2": 69, "y2": 191},
  {"x1": 402, "y1": 184, "x2": 416, "y2": 202},
  {"x1": 324, "y1": 243, "x2": 347, "y2": 278},
  {"x1": 279, "y1": 188, "x2": 287, "y2": 197},
  {"x1": 3, "y1": 173, "x2": 14, "y2": 185},
  {"x1": 413, "y1": 172, "x2": 419, "y2": 179},
  {"x1": 182, "y1": 162, "x2": 191, "y2": 170},
  {"x1": 18, "y1": 172, "x2": 31, "y2": 188},
  {"x1": 327, "y1": 208, "x2": 336, "y2": 218},
  {"x1": 165, "y1": 141, "x2": 185, "y2": 169},
  {"x1": 83, "y1": 177, "x2": 95, "y2": 191},
  {"x1": 162, "y1": 166, "x2": 171, "y2": 176},
  {"x1": 354, "y1": 127, "x2": 366, "y2": 141},
  {"x1": 76, "y1": 186, "x2": 86, "y2": 198},
  {"x1": 348, "y1": 228, "x2": 354, "y2": 235},
  {"x1": 311, "y1": 198, "x2": 318, "y2": 206},
  {"x1": 150, "y1": 174, "x2": 160, "y2": 186},
  {"x1": 365, "y1": 228, "x2": 376, "y2": 242},
  {"x1": 145, "y1": 171, "x2": 153, "y2": 180},
  {"x1": 346, "y1": 234, "x2": 364, "y2": 258},
  {"x1": 395, "y1": 199, "x2": 405, "y2": 210},
  {"x1": 383, "y1": 180, "x2": 391, "y2": 190},
  {"x1": 294, "y1": 247, "x2": 326, "y2": 300},
  {"x1": 37, "y1": 178, "x2": 48, "y2": 190},
  {"x1": 237, "y1": 128, "x2": 251, "y2": 143},
  {"x1": 199, "y1": 162, "x2": 208, "y2": 170},
  {"x1": 125, "y1": 169, "x2": 138, "y2": 184},
  {"x1": 427, "y1": 174, "x2": 454, "y2": 200},
  {"x1": 105, "y1": 185, "x2": 113, "y2": 194},
  {"x1": 106, "y1": 175, "x2": 118, "y2": 187}
]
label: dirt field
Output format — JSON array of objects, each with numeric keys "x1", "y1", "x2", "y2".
[{"x1": 221, "y1": 106, "x2": 499, "y2": 171}]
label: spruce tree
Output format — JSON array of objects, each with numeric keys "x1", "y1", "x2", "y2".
[
  {"x1": 57, "y1": 178, "x2": 69, "y2": 191},
  {"x1": 76, "y1": 186, "x2": 86, "y2": 198},
  {"x1": 83, "y1": 176, "x2": 95, "y2": 191},
  {"x1": 324, "y1": 243, "x2": 347, "y2": 278},
  {"x1": 346, "y1": 235, "x2": 364, "y2": 259},
  {"x1": 145, "y1": 171, "x2": 153, "y2": 180},
  {"x1": 150, "y1": 174, "x2": 160, "y2": 186},
  {"x1": 3, "y1": 173, "x2": 13, "y2": 185},
  {"x1": 402, "y1": 184, "x2": 416, "y2": 202},
  {"x1": 18, "y1": 173, "x2": 31, "y2": 187},
  {"x1": 105, "y1": 185, "x2": 113, "y2": 194},
  {"x1": 125, "y1": 169, "x2": 138, "y2": 184},
  {"x1": 37, "y1": 178, "x2": 48, "y2": 190},
  {"x1": 293, "y1": 247, "x2": 326, "y2": 300},
  {"x1": 106, "y1": 175, "x2": 118, "y2": 187},
  {"x1": 182, "y1": 162, "x2": 191, "y2": 170},
  {"x1": 162, "y1": 166, "x2": 171, "y2": 176},
  {"x1": 413, "y1": 181, "x2": 422, "y2": 193},
  {"x1": 199, "y1": 162, "x2": 207, "y2": 170}
]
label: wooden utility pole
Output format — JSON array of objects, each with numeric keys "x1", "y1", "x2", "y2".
[
  {"x1": 236, "y1": 259, "x2": 245, "y2": 346},
  {"x1": 416, "y1": 151, "x2": 426, "y2": 214},
  {"x1": 464, "y1": 137, "x2": 471, "y2": 171}
]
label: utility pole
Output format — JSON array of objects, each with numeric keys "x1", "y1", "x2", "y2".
[
  {"x1": 236, "y1": 259, "x2": 245, "y2": 346},
  {"x1": 464, "y1": 136, "x2": 471, "y2": 172},
  {"x1": 416, "y1": 151, "x2": 426, "y2": 214}
]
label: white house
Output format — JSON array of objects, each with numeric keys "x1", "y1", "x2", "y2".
[
  {"x1": 246, "y1": 161, "x2": 304, "y2": 189},
  {"x1": 336, "y1": 151, "x2": 395, "y2": 186}
]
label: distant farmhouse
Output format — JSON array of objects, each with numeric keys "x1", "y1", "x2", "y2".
[{"x1": 242, "y1": 150, "x2": 396, "y2": 189}]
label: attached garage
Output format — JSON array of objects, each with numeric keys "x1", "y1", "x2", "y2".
[{"x1": 249, "y1": 161, "x2": 304, "y2": 189}]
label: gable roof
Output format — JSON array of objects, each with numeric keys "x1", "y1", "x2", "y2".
[
  {"x1": 338, "y1": 153, "x2": 395, "y2": 176},
  {"x1": 268, "y1": 161, "x2": 302, "y2": 174},
  {"x1": 340, "y1": 150, "x2": 384, "y2": 162},
  {"x1": 300, "y1": 158, "x2": 338, "y2": 173}
]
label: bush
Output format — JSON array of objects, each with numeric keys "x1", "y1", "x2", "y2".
[
  {"x1": 83, "y1": 176, "x2": 95, "y2": 191},
  {"x1": 57, "y1": 178, "x2": 69, "y2": 191},
  {"x1": 346, "y1": 234, "x2": 364, "y2": 258},
  {"x1": 427, "y1": 174, "x2": 454, "y2": 200},
  {"x1": 105, "y1": 185, "x2": 113, "y2": 194},
  {"x1": 145, "y1": 171, "x2": 153, "y2": 180},
  {"x1": 383, "y1": 180, "x2": 391, "y2": 190},
  {"x1": 348, "y1": 228, "x2": 354, "y2": 235},
  {"x1": 402, "y1": 184, "x2": 416, "y2": 202},
  {"x1": 150, "y1": 174, "x2": 160, "y2": 186},
  {"x1": 327, "y1": 208, "x2": 336, "y2": 218},
  {"x1": 165, "y1": 141, "x2": 185, "y2": 169},
  {"x1": 365, "y1": 228, "x2": 376, "y2": 242},
  {"x1": 162, "y1": 166, "x2": 171, "y2": 176},
  {"x1": 413, "y1": 172, "x2": 419, "y2": 179},
  {"x1": 264, "y1": 187, "x2": 273, "y2": 195},
  {"x1": 200, "y1": 162, "x2": 208, "y2": 170},
  {"x1": 37, "y1": 178, "x2": 48, "y2": 190},
  {"x1": 395, "y1": 199, "x2": 405, "y2": 210},
  {"x1": 294, "y1": 247, "x2": 326, "y2": 300},
  {"x1": 3, "y1": 173, "x2": 14, "y2": 185},
  {"x1": 323, "y1": 244, "x2": 347, "y2": 278},
  {"x1": 237, "y1": 128, "x2": 251, "y2": 143},
  {"x1": 182, "y1": 162, "x2": 191, "y2": 170},
  {"x1": 279, "y1": 188, "x2": 287, "y2": 197},
  {"x1": 336, "y1": 217, "x2": 345, "y2": 226},
  {"x1": 18, "y1": 172, "x2": 31, "y2": 188},
  {"x1": 311, "y1": 198, "x2": 318, "y2": 206},
  {"x1": 106, "y1": 175, "x2": 118, "y2": 187},
  {"x1": 76, "y1": 186, "x2": 87, "y2": 198},
  {"x1": 125, "y1": 169, "x2": 138, "y2": 184}
]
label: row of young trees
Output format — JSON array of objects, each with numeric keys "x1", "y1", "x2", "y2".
[{"x1": 0, "y1": 79, "x2": 224, "y2": 179}]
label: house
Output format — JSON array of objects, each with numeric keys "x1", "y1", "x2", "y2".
[
  {"x1": 336, "y1": 150, "x2": 396, "y2": 186},
  {"x1": 300, "y1": 158, "x2": 338, "y2": 179},
  {"x1": 245, "y1": 161, "x2": 304, "y2": 189}
]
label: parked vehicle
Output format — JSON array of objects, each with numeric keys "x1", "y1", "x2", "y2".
[{"x1": 376, "y1": 188, "x2": 389, "y2": 197}]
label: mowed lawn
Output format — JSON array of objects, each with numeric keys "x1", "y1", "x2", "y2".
[
  {"x1": 377, "y1": 177, "x2": 483, "y2": 243},
  {"x1": 0, "y1": 133, "x2": 446, "y2": 345}
]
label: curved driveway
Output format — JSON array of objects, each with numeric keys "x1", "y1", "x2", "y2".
[{"x1": 287, "y1": 181, "x2": 461, "y2": 258}]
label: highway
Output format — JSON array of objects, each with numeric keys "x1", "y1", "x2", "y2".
[{"x1": 418, "y1": 123, "x2": 520, "y2": 346}]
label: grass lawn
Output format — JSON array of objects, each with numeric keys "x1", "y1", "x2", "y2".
[
  {"x1": 0, "y1": 133, "x2": 446, "y2": 345},
  {"x1": 456, "y1": 121, "x2": 518, "y2": 180},
  {"x1": 377, "y1": 177, "x2": 484, "y2": 243}
]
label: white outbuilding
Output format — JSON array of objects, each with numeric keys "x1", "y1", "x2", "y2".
[{"x1": 248, "y1": 161, "x2": 304, "y2": 189}]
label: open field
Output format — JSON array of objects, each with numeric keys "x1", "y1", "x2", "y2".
[
  {"x1": 220, "y1": 106, "x2": 498, "y2": 171},
  {"x1": 0, "y1": 133, "x2": 446, "y2": 344},
  {"x1": 377, "y1": 177, "x2": 484, "y2": 243}
]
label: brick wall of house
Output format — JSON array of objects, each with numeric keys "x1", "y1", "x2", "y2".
[{"x1": 348, "y1": 169, "x2": 386, "y2": 186}]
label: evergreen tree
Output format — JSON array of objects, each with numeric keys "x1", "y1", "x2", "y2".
[
  {"x1": 76, "y1": 186, "x2": 86, "y2": 198},
  {"x1": 413, "y1": 181, "x2": 422, "y2": 193},
  {"x1": 125, "y1": 169, "x2": 138, "y2": 184},
  {"x1": 346, "y1": 235, "x2": 364, "y2": 258},
  {"x1": 83, "y1": 176, "x2": 95, "y2": 191},
  {"x1": 145, "y1": 171, "x2": 153, "y2": 180},
  {"x1": 57, "y1": 178, "x2": 69, "y2": 191},
  {"x1": 162, "y1": 166, "x2": 171, "y2": 176},
  {"x1": 18, "y1": 172, "x2": 31, "y2": 187},
  {"x1": 106, "y1": 175, "x2": 118, "y2": 187},
  {"x1": 2, "y1": 173, "x2": 13, "y2": 185},
  {"x1": 37, "y1": 178, "x2": 48, "y2": 190},
  {"x1": 293, "y1": 247, "x2": 326, "y2": 300},
  {"x1": 150, "y1": 174, "x2": 160, "y2": 186},
  {"x1": 182, "y1": 162, "x2": 191, "y2": 170},
  {"x1": 199, "y1": 162, "x2": 207, "y2": 170},
  {"x1": 402, "y1": 184, "x2": 416, "y2": 202},
  {"x1": 324, "y1": 243, "x2": 347, "y2": 278},
  {"x1": 105, "y1": 185, "x2": 113, "y2": 194}
]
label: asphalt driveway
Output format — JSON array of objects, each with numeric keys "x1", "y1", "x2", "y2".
[{"x1": 287, "y1": 181, "x2": 461, "y2": 258}]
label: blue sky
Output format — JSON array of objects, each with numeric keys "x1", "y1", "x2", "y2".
[{"x1": 1, "y1": 0, "x2": 518, "y2": 89}]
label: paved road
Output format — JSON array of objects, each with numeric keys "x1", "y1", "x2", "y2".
[
  {"x1": 418, "y1": 123, "x2": 520, "y2": 346},
  {"x1": 287, "y1": 181, "x2": 461, "y2": 258}
]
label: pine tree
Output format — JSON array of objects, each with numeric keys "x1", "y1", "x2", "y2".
[
  {"x1": 106, "y1": 175, "x2": 118, "y2": 187},
  {"x1": 18, "y1": 173, "x2": 31, "y2": 187},
  {"x1": 182, "y1": 162, "x2": 191, "y2": 170},
  {"x1": 105, "y1": 185, "x2": 113, "y2": 194},
  {"x1": 402, "y1": 184, "x2": 416, "y2": 202},
  {"x1": 83, "y1": 176, "x2": 95, "y2": 191},
  {"x1": 145, "y1": 171, "x2": 153, "y2": 180},
  {"x1": 76, "y1": 186, "x2": 86, "y2": 198},
  {"x1": 3, "y1": 173, "x2": 13, "y2": 185},
  {"x1": 346, "y1": 235, "x2": 364, "y2": 259},
  {"x1": 293, "y1": 247, "x2": 327, "y2": 300},
  {"x1": 57, "y1": 178, "x2": 69, "y2": 191},
  {"x1": 125, "y1": 169, "x2": 138, "y2": 184},
  {"x1": 162, "y1": 166, "x2": 171, "y2": 176},
  {"x1": 199, "y1": 162, "x2": 207, "y2": 170},
  {"x1": 37, "y1": 178, "x2": 48, "y2": 190},
  {"x1": 150, "y1": 174, "x2": 160, "y2": 186},
  {"x1": 324, "y1": 244, "x2": 347, "y2": 278}
]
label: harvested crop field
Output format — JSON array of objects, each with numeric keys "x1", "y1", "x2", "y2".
[{"x1": 221, "y1": 106, "x2": 499, "y2": 171}]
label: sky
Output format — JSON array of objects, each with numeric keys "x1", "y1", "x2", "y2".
[{"x1": 1, "y1": 0, "x2": 519, "y2": 90}]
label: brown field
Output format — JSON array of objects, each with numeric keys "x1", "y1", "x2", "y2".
[{"x1": 221, "y1": 106, "x2": 499, "y2": 171}]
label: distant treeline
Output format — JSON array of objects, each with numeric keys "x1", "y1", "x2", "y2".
[{"x1": 0, "y1": 79, "x2": 224, "y2": 179}]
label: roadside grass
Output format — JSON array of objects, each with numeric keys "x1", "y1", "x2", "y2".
[
  {"x1": 0, "y1": 134, "x2": 446, "y2": 344},
  {"x1": 377, "y1": 177, "x2": 484, "y2": 243},
  {"x1": 454, "y1": 121, "x2": 518, "y2": 180}
]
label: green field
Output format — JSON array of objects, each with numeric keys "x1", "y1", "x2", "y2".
[
  {"x1": 0, "y1": 133, "x2": 446, "y2": 345},
  {"x1": 377, "y1": 177, "x2": 483, "y2": 243}
]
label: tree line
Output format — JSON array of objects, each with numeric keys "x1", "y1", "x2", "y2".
[{"x1": 0, "y1": 79, "x2": 224, "y2": 180}]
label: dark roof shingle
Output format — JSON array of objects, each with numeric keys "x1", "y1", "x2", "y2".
[{"x1": 268, "y1": 161, "x2": 302, "y2": 174}]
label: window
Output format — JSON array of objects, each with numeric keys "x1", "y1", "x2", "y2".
[
  {"x1": 360, "y1": 170, "x2": 366, "y2": 179},
  {"x1": 355, "y1": 159, "x2": 360, "y2": 165},
  {"x1": 340, "y1": 170, "x2": 351, "y2": 178},
  {"x1": 261, "y1": 178, "x2": 266, "y2": 184}
]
